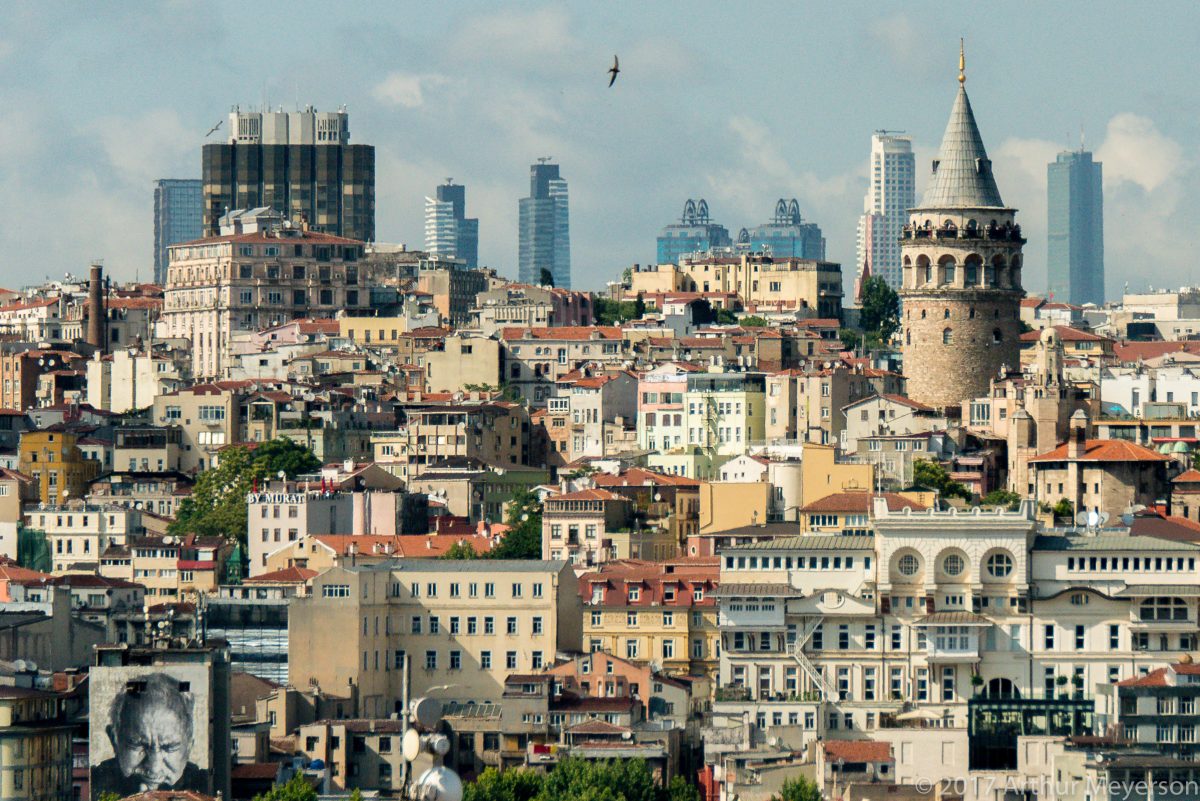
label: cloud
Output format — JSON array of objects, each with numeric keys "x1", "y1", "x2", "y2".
[
  {"x1": 867, "y1": 14, "x2": 940, "y2": 78},
  {"x1": 1096, "y1": 113, "x2": 1184, "y2": 192},
  {"x1": 90, "y1": 109, "x2": 194, "y2": 188},
  {"x1": 371, "y1": 72, "x2": 448, "y2": 109},
  {"x1": 453, "y1": 7, "x2": 575, "y2": 67}
]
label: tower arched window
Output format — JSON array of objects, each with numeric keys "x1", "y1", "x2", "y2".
[
  {"x1": 906, "y1": 330, "x2": 911, "y2": 345},
  {"x1": 921, "y1": 309, "x2": 927, "y2": 320},
  {"x1": 943, "y1": 328, "x2": 953, "y2": 345},
  {"x1": 993, "y1": 329, "x2": 1003, "y2": 344},
  {"x1": 969, "y1": 307, "x2": 976, "y2": 319},
  {"x1": 944, "y1": 309, "x2": 951, "y2": 319}
]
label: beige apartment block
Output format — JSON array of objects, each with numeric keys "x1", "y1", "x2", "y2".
[
  {"x1": 290, "y1": 559, "x2": 583, "y2": 718},
  {"x1": 424, "y1": 335, "x2": 501, "y2": 393}
]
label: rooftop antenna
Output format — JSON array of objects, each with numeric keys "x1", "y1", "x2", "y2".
[
  {"x1": 1080, "y1": 125, "x2": 1086, "y2": 152},
  {"x1": 537, "y1": 156, "x2": 553, "y2": 164}
]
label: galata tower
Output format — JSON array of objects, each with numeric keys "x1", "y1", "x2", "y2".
[{"x1": 899, "y1": 45, "x2": 1025, "y2": 410}]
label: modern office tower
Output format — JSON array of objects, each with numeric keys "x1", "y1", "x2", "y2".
[
  {"x1": 153, "y1": 179, "x2": 203, "y2": 285},
  {"x1": 518, "y1": 160, "x2": 570, "y2": 288},
  {"x1": 201, "y1": 105, "x2": 374, "y2": 243},
  {"x1": 424, "y1": 180, "x2": 479, "y2": 267},
  {"x1": 855, "y1": 133, "x2": 916, "y2": 289},
  {"x1": 899, "y1": 50, "x2": 1025, "y2": 409},
  {"x1": 657, "y1": 199, "x2": 732, "y2": 264},
  {"x1": 1047, "y1": 150, "x2": 1104, "y2": 306},
  {"x1": 742, "y1": 198, "x2": 826, "y2": 260}
]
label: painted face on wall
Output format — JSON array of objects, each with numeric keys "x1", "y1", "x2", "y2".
[{"x1": 110, "y1": 695, "x2": 193, "y2": 791}]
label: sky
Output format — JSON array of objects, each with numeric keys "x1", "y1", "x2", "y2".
[{"x1": 0, "y1": 2, "x2": 1197, "y2": 296}]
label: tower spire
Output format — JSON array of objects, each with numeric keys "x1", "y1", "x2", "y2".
[{"x1": 958, "y1": 39, "x2": 966, "y2": 85}]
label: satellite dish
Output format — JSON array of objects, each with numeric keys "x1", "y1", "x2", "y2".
[
  {"x1": 1087, "y1": 510, "x2": 1100, "y2": 528},
  {"x1": 411, "y1": 696, "x2": 442, "y2": 730},
  {"x1": 401, "y1": 729, "x2": 422, "y2": 762},
  {"x1": 1098, "y1": 512, "x2": 1110, "y2": 526},
  {"x1": 13, "y1": 660, "x2": 25, "y2": 672},
  {"x1": 1074, "y1": 513, "x2": 1089, "y2": 526},
  {"x1": 412, "y1": 766, "x2": 463, "y2": 801},
  {"x1": 25, "y1": 661, "x2": 36, "y2": 673}
]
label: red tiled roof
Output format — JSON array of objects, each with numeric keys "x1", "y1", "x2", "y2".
[
  {"x1": 1112, "y1": 341, "x2": 1200, "y2": 363},
  {"x1": 1019, "y1": 325, "x2": 1108, "y2": 343},
  {"x1": 592, "y1": 468, "x2": 700, "y2": 488},
  {"x1": 801, "y1": 491, "x2": 926, "y2": 514},
  {"x1": 0, "y1": 297, "x2": 60, "y2": 313},
  {"x1": 501, "y1": 326, "x2": 622, "y2": 341},
  {"x1": 1029, "y1": 439, "x2": 1170, "y2": 463},
  {"x1": 1172, "y1": 469, "x2": 1200, "y2": 484},
  {"x1": 547, "y1": 488, "x2": 627, "y2": 503},
  {"x1": 823, "y1": 740, "x2": 893, "y2": 762}
]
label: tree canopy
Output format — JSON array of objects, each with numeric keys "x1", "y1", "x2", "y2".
[
  {"x1": 981, "y1": 489, "x2": 1022, "y2": 509},
  {"x1": 464, "y1": 758, "x2": 696, "y2": 801},
  {"x1": 911, "y1": 459, "x2": 972, "y2": 502},
  {"x1": 738, "y1": 315, "x2": 770, "y2": 327},
  {"x1": 488, "y1": 487, "x2": 543, "y2": 559},
  {"x1": 774, "y1": 776, "x2": 821, "y2": 801},
  {"x1": 858, "y1": 275, "x2": 901, "y2": 345},
  {"x1": 594, "y1": 297, "x2": 646, "y2": 325},
  {"x1": 170, "y1": 439, "x2": 321, "y2": 543},
  {"x1": 253, "y1": 773, "x2": 319, "y2": 801}
]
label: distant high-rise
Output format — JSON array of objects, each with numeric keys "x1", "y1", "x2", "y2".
[
  {"x1": 656, "y1": 199, "x2": 732, "y2": 264},
  {"x1": 202, "y1": 106, "x2": 374, "y2": 243},
  {"x1": 424, "y1": 181, "x2": 479, "y2": 268},
  {"x1": 741, "y1": 199, "x2": 825, "y2": 260},
  {"x1": 855, "y1": 133, "x2": 916, "y2": 289},
  {"x1": 153, "y1": 179, "x2": 202, "y2": 285},
  {"x1": 1047, "y1": 150, "x2": 1104, "y2": 305},
  {"x1": 519, "y1": 161, "x2": 570, "y2": 288}
]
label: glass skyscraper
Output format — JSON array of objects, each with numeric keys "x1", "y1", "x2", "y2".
[
  {"x1": 202, "y1": 106, "x2": 374, "y2": 243},
  {"x1": 855, "y1": 133, "x2": 916, "y2": 289},
  {"x1": 657, "y1": 199, "x2": 732, "y2": 264},
  {"x1": 1047, "y1": 150, "x2": 1104, "y2": 305},
  {"x1": 153, "y1": 179, "x2": 203, "y2": 285},
  {"x1": 518, "y1": 161, "x2": 570, "y2": 288},
  {"x1": 742, "y1": 199, "x2": 825, "y2": 260},
  {"x1": 424, "y1": 181, "x2": 479, "y2": 267}
]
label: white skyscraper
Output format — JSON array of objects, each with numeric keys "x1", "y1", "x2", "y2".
[
  {"x1": 424, "y1": 196, "x2": 457, "y2": 256},
  {"x1": 855, "y1": 133, "x2": 915, "y2": 290}
]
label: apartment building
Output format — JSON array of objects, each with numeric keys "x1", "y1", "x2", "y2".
[
  {"x1": 499, "y1": 327, "x2": 627, "y2": 405},
  {"x1": 99, "y1": 533, "x2": 229, "y2": 601},
  {"x1": 162, "y1": 210, "x2": 372, "y2": 379},
  {"x1": 85, "y1": 345, "x2": 191, "y2": 413},
  {"x1": 26, "y1": 504, "x2": 144, "y2": 574},
  {"x1": 372, "y1": 403, "x2": 532, "y2": 482},
  {"x1": 150, "y1": 381, "x2": 250, "y2": 472},
  {"x1": 295, "y1": 719, "x2": 406, "y2": 796},
  {"x1": 547, "y1": 369, "x2": 637, "y2": 461},
  {"x1": 579, "y1": 558, "x2": 720, "y2": 679},
  {"x1": 1, "y1": 349, "x2": 86, "y2": 412},
  {"x1": 541, "y1": 488, "x2": 675, "y2": 567},
  {"x1": 245, "y1": 487, "x2": 353, "y2": 576},
  {"x1": 0, "y1": 297, "x2": 65, "y2": 341},
  {"x1": 0, "y1": 685, "x2": 74, "y2": 801},
  {"x1": 289, "y1": 560, "x2": 583, "y2": 717},
  {"x1": 637, "y1": 363, "x2": 702, "y2": 454},
  {"x1": 423, "y1": 336, "x2": 502, "y2": 394},
  {"x1": 85, "y1": 470, "x2": 193, "y2": 519},
  {"x1": 18, "y1": 429, "x2": 100, "y2": 505},
  {"x1": 764, "y1": 367, "x2": 906, "y2": 448}
]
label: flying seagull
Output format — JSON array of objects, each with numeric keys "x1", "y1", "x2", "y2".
[
  {"x1": 205, "y1": 119, "x2": 223, "y2": 138},
  {"x1": 608, "y1": 55, "x2": 620, "y2": 87}
]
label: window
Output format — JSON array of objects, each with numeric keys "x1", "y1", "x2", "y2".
[
  {"x1": 1109, "y1": 624, "x2": 1120, "y2": 649},
  {"x1": 627, "y1": 611, "x2": 638, "y2": 626},
  {"x1": 897, "y1": 554, "x2": 920, "y2": 577},
  {"x1": 506, "y1": 651, "x2": 517, "y2": 669},
  {"x1": 941, "y1": 667, "x2": 955, "y2": 701},
  {"x1": 449, "y1": 650, "x2": 461, "y2": 670},
  {"x1": 532, "y1": 616, "x2": 543, "y2": 635},
  {"x1": 484, "y1": 617, "x2": 495, "y2": 634},
  {"x1": 322, "y1": 584, "x2": 350, "y2": 598},
  {"x1": 425, "y1": 651, "x2": 437, "y2": 670},
  {"x1": 986, "y1": 552, "x2": 1013, "y2": 578},
  {"x1": 506, "y1": 617, "x2": 518, "y2": 635},
  {"x1": 591, "y1": 610, "x2": 602, "y2": 626},
  {"x1": 626, "y1": 639, "x2": 639, "y2": 659},
  {"x1": 1140, "y1": 597, "x2": 1188, "y2": 621},
  {"x1": 1044, "y1": 624, "x2": 1055, "y2": 650},
  {"x1": 481, "y1": 651, "x2": 492, "y2": 669},
  {"x1": 942, "y1": 554, "x2": 965, "y2": 577}
]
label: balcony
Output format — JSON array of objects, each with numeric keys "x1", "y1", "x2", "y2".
[
  {"x1": 718, "y1": 604, "x2": 786, "y2": 629},
  {"x1": 925, "y1": 628, "x2": 980, "y2": 662}
]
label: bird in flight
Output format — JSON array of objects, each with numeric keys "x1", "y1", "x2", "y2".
[
  {"x1": 205, "y1": 120, "x2": 223, "y2": 137},
  {"x1": 608, "y1": 55, "x2": 620, "y2": 87}
]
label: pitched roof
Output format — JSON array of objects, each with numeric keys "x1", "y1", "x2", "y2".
[
  {"x1": 1028, "y1": 438, "x2": 1170, "y2": 463},
  {"x1": 547, "y1": 488, "x2": 627, "y2": 503},
  {"x1": 591, "y1": 468, "x2": 700, "y2": 488},
  {"x1": 801, "y1": 491, "x2": 927, "y2": 514},
  {"x1": 918, "y1": 85, "x2": 1004, "y2": 209},
  {"x1": 1019, "y1": 325, "x2": 1107, "y2": 343},
  {"x1": 1173, "y1": 469, "x2": 1200, "y2": 484},
  {"x1": 244, "y1": 566, "x2": 318, "y2": 584},
  {"x1": 500, "y1": 326, "x2": 622, "y2": 341}
]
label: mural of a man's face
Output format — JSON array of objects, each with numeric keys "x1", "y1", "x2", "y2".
[{"x1": 107, "y1": 683, "x2": 194, "y2": 791}]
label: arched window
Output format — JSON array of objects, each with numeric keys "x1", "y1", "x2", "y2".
[
  {"x1": 986, "y1": 552, "x2": 1013, "y2": 578},
  {"x1": 1140, "y1": 597, "x2": 1188, "y2": 621},
  {"x1": 993, "y1": 328, "x2": 1003, "y2": 344},
  {"x1": 964, "y1": 262, "x2": 978, "y2": 285},
  {"x1": 943, "y1": 328, "x2": 953, "y2": 345},
  {"x1": 969, "y1": 307, "x2": 976, "y2": 319},
  {"x1": 921, "y1": 309, "x2": 927, "y2": 319},
  {"x1": 942, "y1": 554, "x2": 965, "y2": 577},
  {"x1": 897, "y1": 554, "x2": 921, "y2": 577},
  {"x1": 943, "y1": 309, "x2": 951, "y2": 319}
]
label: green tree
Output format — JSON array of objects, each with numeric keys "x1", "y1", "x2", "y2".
[
  {"x1": 170, "y1": 439, "x2": 320, "y2": 543},
  {"x1": 859, "y1": 275, "x2": 901, "y2": 344},
  {"x1": 1051, "y1": 498, "x2": 1075, "y2": 518},
  {"x1": 713, "y1": 307, "x2": 739, "y2": 325},
  {"x1": 488, "y1": 488, "x2": 543, "y2": 559},
  {"x1": 774, "y1": 776, "x2": 822, "y2": 801},
  {"x1": 442, "y1": 541, "x2": 480, "y2": 560},
  {"x1": 981, "y1": 489, "x2": 1022, "y2": 509},
  {"x1": 838, "y1": 327, "x2": 864, "y2": 352},
  {"x1": 594, "y1": 298, "x2": 646, "y2": 325},
  {"x1": 739, "y1": 315, "x2": 770, "y2": 327},
  {"x1": 464, "y1": 767, "x2": 543, "y2": 801},
  {"x1": 96, "y1": 793, "x2": 123, "y2": 801},
  {"x1": 666, "y1": 775, "x2": 701, "y2": 801},
  {"x1": 911, "y1": 459, "x2": 972, "y2": 501},
  {"x1": 254, "y1": 773, "x2": 319, "y2": 801}
]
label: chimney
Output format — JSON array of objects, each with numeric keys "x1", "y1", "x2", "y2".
[
  {"x1": 1068, "y1": 409, "x2": 1089, "y2": 460},
  {"x1": 87, "y1": 264, "x2": 106, "y2": 352}
]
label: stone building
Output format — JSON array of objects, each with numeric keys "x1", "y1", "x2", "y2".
[{"x1": 900, "y1": 50, "x2": 1025, "y2": 410}]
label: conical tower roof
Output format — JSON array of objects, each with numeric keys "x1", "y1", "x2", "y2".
[{"x1": 917, "y1": 84, "x2": 1005, "y2": 209}]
